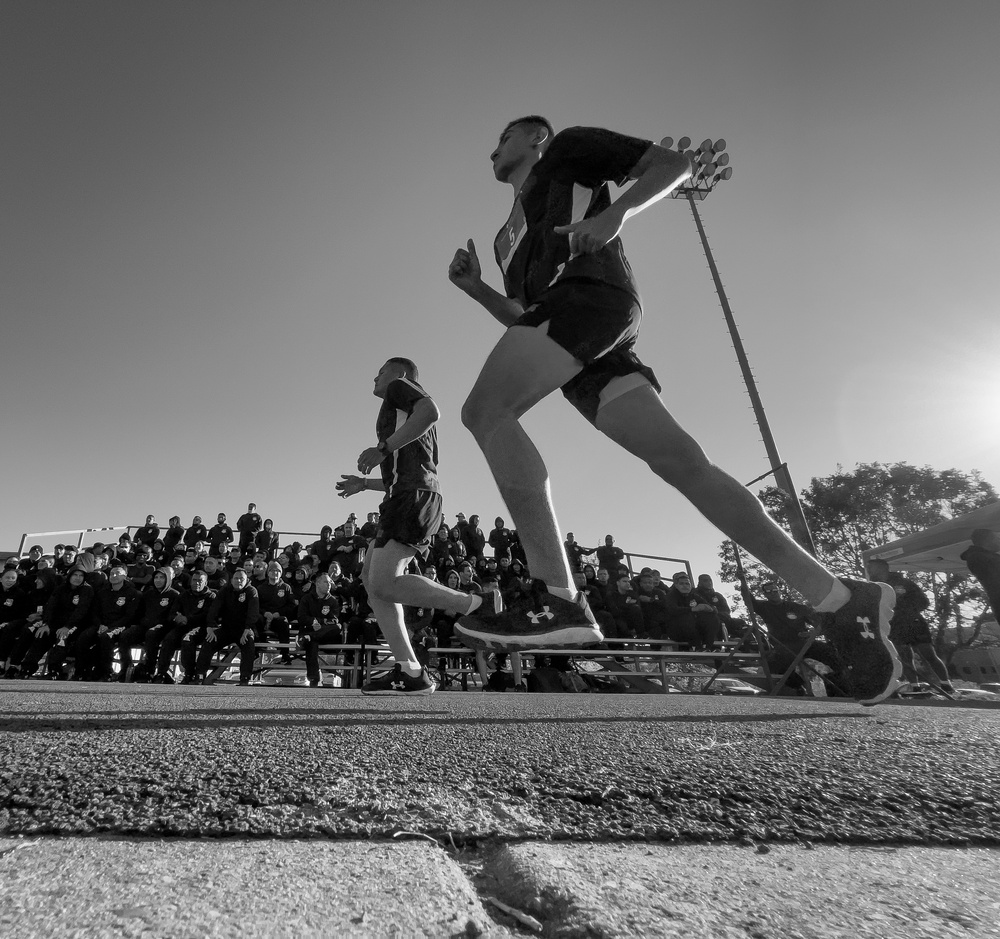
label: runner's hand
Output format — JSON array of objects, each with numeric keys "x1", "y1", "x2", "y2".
[
  {"x1": 357, "y1": 447, "x2": 384, "y2": 474},
  {"x1": 448, "y1": 239, "x2": 482, "y2": 292},
  {"x1": 337, "y1": 474, "x2": 368, "y2": 499},
  {"x1": 554, "y1": 212, "x2": 623, "y2": 256}
]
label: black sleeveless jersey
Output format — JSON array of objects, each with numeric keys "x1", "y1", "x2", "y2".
[
  {"x1": 494, "y1": 126, "x2": 651, "y2": 307},
  {"x1": 376, "y1": 378, "x2": 440, "y2": 494}
]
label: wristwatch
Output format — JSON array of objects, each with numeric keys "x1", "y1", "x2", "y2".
[{"x1": 377, "y1": 440, "x2": 391, "y2": 456}]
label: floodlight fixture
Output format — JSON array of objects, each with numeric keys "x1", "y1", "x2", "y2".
[{"x1": 659, "y1": 135, "x2": 733, "y2": 201}]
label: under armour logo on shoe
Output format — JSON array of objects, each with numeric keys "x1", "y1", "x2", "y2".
[
  {"x1": 857, "y1": 616, "x2": 875, "y2": 639},
  {"x1": 528, "y1": 607, "x2": 554, "y2": 624},
  {"x1": 391, "y1": 680, "x2": 406, "y2": 690}
]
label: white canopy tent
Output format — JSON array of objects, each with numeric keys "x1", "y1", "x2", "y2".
[{"x1": 863, "y1": 500, "x2": 1000, "y2": 574}]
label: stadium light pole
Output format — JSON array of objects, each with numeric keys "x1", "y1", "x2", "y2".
[{"x1": 663, "y1": 136, "x2": 816, "y2": 556}]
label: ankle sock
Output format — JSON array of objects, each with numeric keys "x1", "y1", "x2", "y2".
[
  {"x1": 400, "y1": 662, "x2": 423, "y2": 677},
  {"x1": 466, "y1": 594, "x2": 482, "y2": 614},
  {"x1": 813, "y1": 579, "x2": 852, "y2": 613}
]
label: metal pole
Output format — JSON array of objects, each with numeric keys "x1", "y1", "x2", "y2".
[{"x1": 687, "y1": 192, "x2": 816, "y2": 556}]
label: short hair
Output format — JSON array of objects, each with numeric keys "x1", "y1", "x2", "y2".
[
  {"x1": 503, "y1": 115, "x2": 554, "y2": 140},
  {"x1": 387, "y1": 357, "x2": 418, "y2": 381}
]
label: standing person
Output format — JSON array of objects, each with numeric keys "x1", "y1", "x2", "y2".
[
  {"x1": 447, "y1": 115, "x2": 900, "y2": 704},
  {"x1": 208, "y1": 513, "x2": 234, "y2": 557},
  {"x1": 961, "y1": 529, "x2": 1000, "y2": 625},
  {"x1": 236, "y1": 503, "x2": 263, "y2": 556},
  {"x1": 335, "y1": 357, "x2": 498, "y2": 695},
  {"x1": 867, "y1": 559, "x2": 954, "y2": 694}
]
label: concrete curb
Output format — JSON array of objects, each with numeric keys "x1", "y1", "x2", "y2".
[
  {"x1": 3, "y1": 838, "x2": 999, "y2": 938},
  {"x1": 477, "y1": 842, "x2": 1000, "y2": 938}
]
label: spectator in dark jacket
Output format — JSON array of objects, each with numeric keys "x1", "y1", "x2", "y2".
[
  {"x1": 596, "y1": 535, "x2": 626, "y2": 575},
  {"x1": 20, "y1": 566, "x2": 95, "y2": 678},
  {"x1": 86, "y1": 566, "x2": 143, "y2": 681},
  {"x1": 134, "y1": 515, "x2": 161, "y2": 548},
  {"x1": 664, "y1": 571, "x2": 721, "y2": 649},
  {"x1": 162, "y1": 516, "x2": 186, "y2": 556},
  {"x1": 126, "y1": 568, "x2": 181, "y2": 682},
  {"x1": 461, "y1": 515, "x2": 487, "y2": 564},
  {"x1": 296, "y1": 573, "x2": 343, "y2": 687},
  {"x1": 257, "y1": 562, "x2": 296, "y2": 662},
  {"x1": 0, "y1": 569, "x2": 31, "y2": 674},
  {"x1": 236, "y1": 503, "x2": 263, "y2": 555},
  {"x1": 488, "y1": 517, "x2": 514, "y2": 560},
  {"x1": 156, "y1": 571, "x2": 216, "y2": 684},
  {"x1": 961, "y1": 529, "x2": 1000, "y2": 625},
  {"x1": 208, "y1": 513, "x2": 234, "y2": 557},
  {"x1": 605, "y1": 571, "x2": 643, "y2": 640},
  {"x1": 197, "y1": 569, "x2": 260, "y2": 685},
  {"x1": 183, "y1": 516, "x2": 208, "y2": 549},
  {"x1": 254, "y1": 519, "x2": 280, "y2": 560}
]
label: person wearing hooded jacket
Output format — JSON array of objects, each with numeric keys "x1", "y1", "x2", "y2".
[
  {"x1": 0, "y1": 569, "x2": 31, "y2": 674},
  {"x1": 118, "y1": 567, "x2": 180, "y2": 682},
  {"x1": 254, "y1": 519, "x2": 279, "y2": 560},
  {"x1": 2, "y1": 570, "x2": 59, "y2": 677},
  {"x1": 162, "y1": 516, "x2": 186, "y2": 556},
  {"x1": 196, "y1": 569, "x2": 260, "y2": 685},
  {"x1": 18, "y1": 565, "x2": 95, "y2": 678}
]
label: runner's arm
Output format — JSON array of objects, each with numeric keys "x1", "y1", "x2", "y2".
[
  {"x1": 448, "y1": 239, "x2": 524, "y2": 327},
  {"x1": 554, "y1": 144, "x2": 692, "y2": 255}
]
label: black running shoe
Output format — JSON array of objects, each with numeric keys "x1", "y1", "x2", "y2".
[
  {"x1": 819, "y1": 578, "x2": 902, "y2": 706},
  {"x1": 361, "y1": 664, "x2": 436, "y2": 696},
  {"x1": 455, "y1": 584, "x2": 603, "y2": 652}
]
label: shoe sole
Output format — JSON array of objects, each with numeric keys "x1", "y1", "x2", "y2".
[
  {"x1": 453, "y1": 623, "x2": 604, "y2": 652},
  {"x1": 361, "y1": 684, "x2": 437, "y2": 696},
  {"x1": 855, "y1": 582, "x2": 904, "y2": 707}
]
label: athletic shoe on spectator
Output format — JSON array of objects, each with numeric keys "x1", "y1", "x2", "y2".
[
  {"x1": 455, "y1": 582, "x2": 603, "y2": 651},
  {"x1": 361, "y1": 664, "x2": 436, "y2": 696},
  {"x1": 818, "y1": 578, "x2": 902, "y2": 706}
]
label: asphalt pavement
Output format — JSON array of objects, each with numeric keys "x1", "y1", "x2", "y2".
[{"x1": 1, "y1": 682, "x2": 999, "y2": 937}]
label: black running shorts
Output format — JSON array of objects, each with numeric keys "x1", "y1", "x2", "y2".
[
  {"x1": 888, "y1": 617, "x2": 933, "y2": 646},
  {"x1": 374, "y1": 489, "x2": 443, "y2": 552},
  {"x1": 517, "y1": 280, "x2": 661, "y2": 424}
]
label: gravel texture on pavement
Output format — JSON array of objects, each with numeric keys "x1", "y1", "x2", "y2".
[{"x1": 1, "y1": 683, "x2": 998, "y2": 847}]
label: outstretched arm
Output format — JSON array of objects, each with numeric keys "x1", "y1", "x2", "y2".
[
  {"x1": 554, "y1": 144, "x2": 692, "y2": 255},
  {"x1": 448, "y1": 239, "x2": 524, "y2": 327}
]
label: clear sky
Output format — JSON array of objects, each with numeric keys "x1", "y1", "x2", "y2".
[{"x1": 3, "y1": 0, "x2": 999, "y2": 582}]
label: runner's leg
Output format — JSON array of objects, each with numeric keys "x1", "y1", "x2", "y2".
[
  {"x1": 364, "y1": 540, "x2": 478, "y2": 674},
  {"x1": 593, "y1": 380, "x2": 840, "y2": 607},
  {"x1": 462, "y1": 325, "x2": 583, "y2": 591}
]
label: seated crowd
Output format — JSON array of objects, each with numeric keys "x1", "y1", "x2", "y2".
[{"x1": 0, "y1": 506, "x2": 740, "y2": 688}]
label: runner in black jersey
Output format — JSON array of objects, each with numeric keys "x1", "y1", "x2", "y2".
[
  {"x1": 448, "y1": 117, "x2": 901, "y2": 704},
  {"x1": 336, "y1": 357, "x2": 500, "y2": 695}
]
